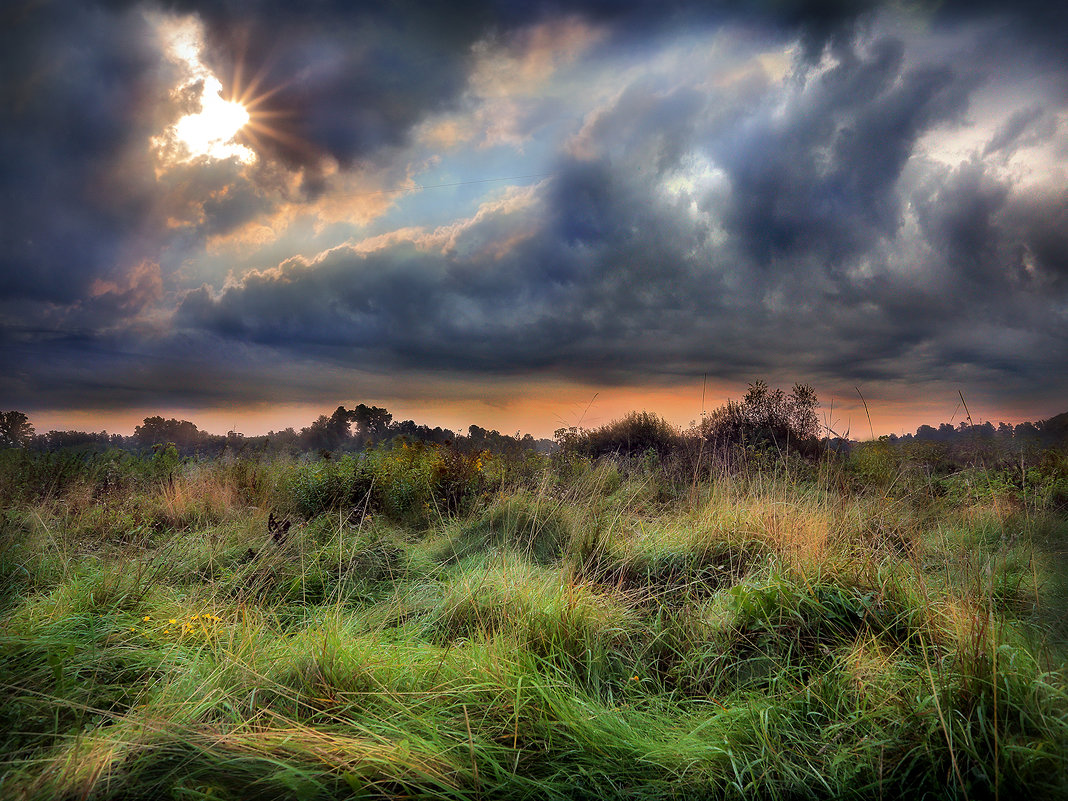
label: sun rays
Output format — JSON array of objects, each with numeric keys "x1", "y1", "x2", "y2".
[
  {"x1": 171, "y1": 75, "x2": 252, "y2": 162},
  {"x1": 151, "y1": 13, "x2": 306, "y2": 169}
]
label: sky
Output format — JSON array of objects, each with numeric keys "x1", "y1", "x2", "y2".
[{"x1": 2, "y1": 0, "x2": 1067, "y2": 439}]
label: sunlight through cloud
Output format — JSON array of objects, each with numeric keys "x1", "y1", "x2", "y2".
[{"x1": 152, "y1": 14, "x2": 256, "y2": 166}]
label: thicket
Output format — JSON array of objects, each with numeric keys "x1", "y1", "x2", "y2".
[
  {"x1": 700, "y1": 381, "x2": 821, "y2": 455},
  {"x1": 555, "y1": 411, "x2": 681, "y2": 459}
]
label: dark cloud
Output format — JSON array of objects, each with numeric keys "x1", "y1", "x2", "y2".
[
  {"x1": 933, "y1": 0, "x2": 1068, "y2": 60},
  {"x1": 1, "y1": 2, "x2": 163, "y2": 303},
  {"x1": 161, "y1": 0, "x2": 891, "y2": 179},
  {"x1": 913, "y1": 161, "x2": 1011, "y2": 280},
  {"x1": 172, "y1": 154, "x2": 724, "y2": 384},
  {"x1": 0, "y1": 331, "x2": 371, "y2": 410},
  {"x1": 1014, "y1": 193, "x2": 1068, "y2": 286},
  {"x1": 716, "y1": 35, "x2": 970, "y2": 266},
  {"x1": 983, "y1": 106, "x2": 1057, "y2": 159},
  {"x1": 168, "y1": 26, "x2": 1068, "y2": 408},
  {"x1": 192, "y1": 8, "x2": 473, "y2": 181},
  {"x1": 3, "y1": 0, "x2": 1068, "y2": 422}
]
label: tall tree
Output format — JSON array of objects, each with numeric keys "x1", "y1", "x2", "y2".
[
  {"x1": 0, "y1": 411, "x2": 34, "y2": 448},
  {"x1": 134, "y1": 416, "x2": 202, "y2": 450},
  {"x1": 351, "y1": 404, "x2": 393, "y2": 441}
]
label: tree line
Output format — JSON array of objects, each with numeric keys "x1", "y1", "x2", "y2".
[
  {"x1": 0, "y1": 406, "x2": 555, "y2": 457},
  {"x1": 2, "y1": 387, "x2": 1065, "y2": 459}
]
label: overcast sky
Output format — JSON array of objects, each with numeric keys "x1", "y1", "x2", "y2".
[{"x1": 3, "y1": 0, "x2": 1066, "y2": 438}]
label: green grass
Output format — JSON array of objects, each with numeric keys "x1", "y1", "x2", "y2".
[{"x1": 2, "y1": 449, "x2": 1068, "y2": 799}]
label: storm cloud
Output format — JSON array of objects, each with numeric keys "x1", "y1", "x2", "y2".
[{"x1": 3, "y1": 0, "x2": 1067, "y2": 431}]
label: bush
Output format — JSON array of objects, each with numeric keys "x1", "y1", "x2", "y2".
[
  {"x1": 367, "y1": 441, "x2": 486, "y2": 526},
  {"x1": 849, "y1": 439, "x2": 899, "y2": 485},
  {"x1": 556, "y1": 411, "x2": 681, "y2": 460},
  {"x1": 286, "y1": 443, "x2": 489, "y2": 526},
  {"x1": 701, "y1": 381, "x2": 822, "y2": 458},
  {"x1": 285, "y1": 454, "x2": 373, "y2": 519}
]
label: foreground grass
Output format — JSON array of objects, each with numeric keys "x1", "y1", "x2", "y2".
[{"x1": 2, "y1": 453, "x2": 1068, "y2": 799}]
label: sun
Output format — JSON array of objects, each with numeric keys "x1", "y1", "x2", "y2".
[
  {"x1": 173, "y1": 76, "x2": 252, "y2": 162},
  {"x1": 152, "y1": 13, "x2": 316, "y2": 173},
  {"x1": 152, "y1": 15, "x2": 257, "y2": 166}
]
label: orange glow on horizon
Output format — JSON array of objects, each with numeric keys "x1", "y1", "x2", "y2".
[{"x1": 20, "y1": 381, "x2": 1052, "y2": 442}]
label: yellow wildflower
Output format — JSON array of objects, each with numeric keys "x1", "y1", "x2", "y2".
[
  {"x1": 142, "y1": 616, "x2": 151, "y2": 622},
  {"x1": 169, "y1": 619, "x2": 177, "y2": 625}
]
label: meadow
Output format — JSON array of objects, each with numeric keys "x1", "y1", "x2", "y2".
[{"x1": 2, "y1": 414, "x2": 1068, "y2": 800}]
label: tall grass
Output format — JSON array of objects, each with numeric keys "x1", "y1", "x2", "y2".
[{"x1": 1, "y1": 446, "x2": 1067, "y2": 799}]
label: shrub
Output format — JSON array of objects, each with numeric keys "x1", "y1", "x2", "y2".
[
  {"x1": 849, "y1": 438, "x2": 899, "y2": 485},
  {"x1": 429, "y1": 445, "x2": 488, "y2": 517},
  {"x1": 285, "y1": 454, "x2": 373, "y2": 519},
  {"x1": 701, "y1": 381, "x2": 822, "y2": 458},
  {"x1": 556, "y1": 411, "x2": 681, "y2": 460},
  {"x1": 286, "y1": 442, "x2": 489, "y2": 526}
]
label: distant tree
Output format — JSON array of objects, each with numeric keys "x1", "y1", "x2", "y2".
[
  {"x1": 390, "y1": 419, "x2": 454, "y2": 445},
  {"x1": 300, "y1": 416, "x2": 332, "y2": 451},
  {"x1": 39, "y1": 429, "x2": 115, "y2": 451},
  {"x1": 1043, "y1": 411, "x2": 1068, "y2": 443},
  {"x1": 134, "y1": 416, "x2": 202, "y2": 450},
  {"x1": 1014, "y1": 422, "x2": 1040, "y2": 440},
  {"x1": 265, "y1": 427, "x2": 300, "y2": 452},
  {"x1": 327, "y1": 406, "x2": 354, "y2": 441},
  {"x1": 300, "y1": 405, "x2": 372, "y2": 451},
  {"x1": 915, "y1": 424, "x2": 936, "y2": 441},
  {"x1": 351, "y1": 404, "x2": 393, "y2": 441},
  {"x1": 0, "y1": 411, "x2": 34, "y2": 448},
  {"x1": 466, "y1": 424, "x2": 550, "y2": 456}
]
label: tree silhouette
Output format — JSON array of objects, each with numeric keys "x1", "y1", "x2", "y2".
[
  {"x1": 351, "y1": 404, "x2": 393, "y2": 441},
  {"x1": 0, "y1": 411, "x2": 34, "y2": 448},
  {"x1": 134, "y1": 416, "x2": 202, "y2": 450}
]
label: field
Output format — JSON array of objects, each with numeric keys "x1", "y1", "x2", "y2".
[{"x1": 2, "y1": 436, "x2": 1068, "y2": 799}]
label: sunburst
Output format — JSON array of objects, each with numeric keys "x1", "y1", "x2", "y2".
[
  {"x1": 152, "y1": 15, "x2": 278, "y2": 167},
  {"x1": 221, "y1": 50, "x2": 320, "y2": 167},
  {"x1": 172, "y1": 75, "x2": 252, "y2": 162}
]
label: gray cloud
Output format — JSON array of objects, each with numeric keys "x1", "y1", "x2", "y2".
[
  {"x1": 1, "y1": 3, "x2": 164, "y2": 304},
  {"x1": 716, "y1": 36, "x2": 970, "y2": 266},
  {"x1": 167, "y1": 24, "x2": 1068, "y2": 407},
  {"x1": 4, "y1": 0, "x2": 1068, "y2": 423},
  {"x1": 983, "y1": 106, "x2": 1052, "y2": 158}
]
